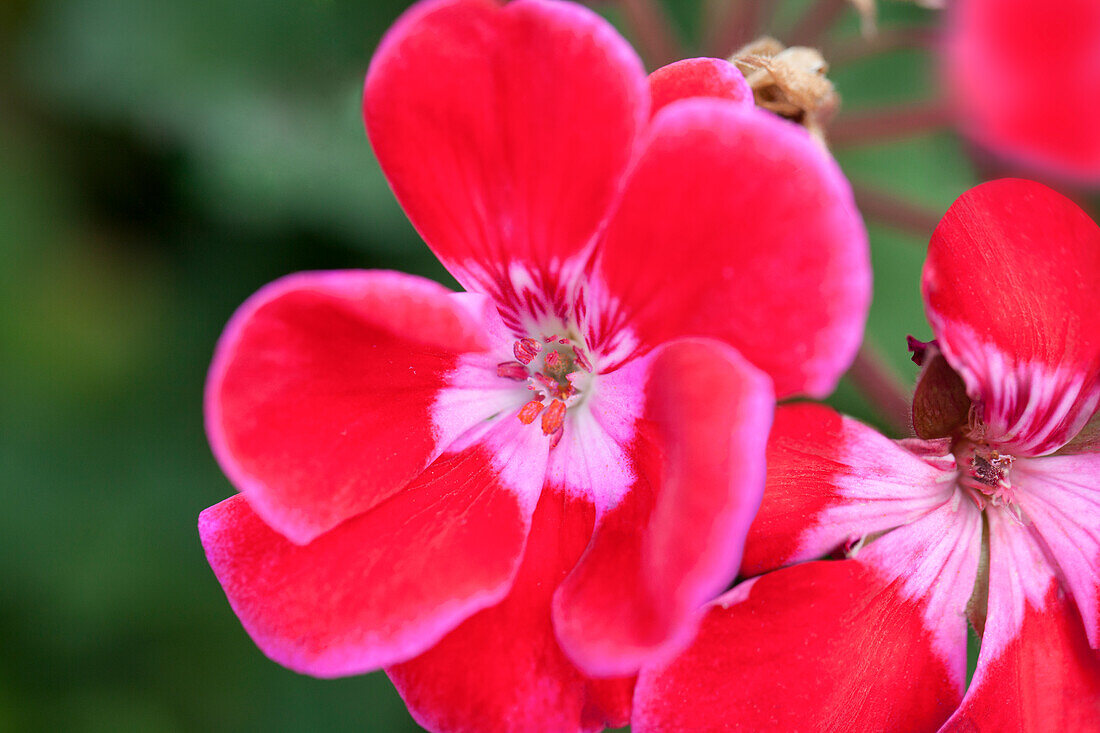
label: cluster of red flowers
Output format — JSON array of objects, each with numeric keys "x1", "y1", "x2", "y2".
[{"x1": 198, "y1": 0, "x2": 1100, "y2": 730}]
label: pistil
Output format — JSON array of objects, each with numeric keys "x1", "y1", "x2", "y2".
[{"x1": 955, "y1": 440, "x2": 1017, "y2": 511}]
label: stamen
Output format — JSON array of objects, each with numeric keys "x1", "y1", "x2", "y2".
[
  {"x1": 572, "y1": 346, "x2": 592, "y2": 373},
  {"x1": 541, "y1": 399, "x2": 566, "y2": 435},
  {"x1": 497, "y1": 361, "x2": 528, "y2": 380},
  {"x1": 518, "y1": 400, "x2": 545, "y2": 425},
  {"x1": 508, "y1": 329, "x2": 595, "y2": 442},
  {"x1": 514, "y1": 337, "x2": 542, "y2": 365},
  {"x1": 548, "y1": 425, "x2": 564, "y2": 449}
]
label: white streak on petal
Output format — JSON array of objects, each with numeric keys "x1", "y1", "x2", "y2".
[
  {"x1": 431, "y1": 352, "x2": 530, "y2": 453},
  {"x1": 798, "y1": 426, "x2": 958, "y2": 560},
  {"x1": 1014, "y1": 453, "x2": 1100, "y2": 646},
  {"x1": 546, "y1": 355, "x2": 649, "y2": 514},
  {"x1": 860, "y1": 497, "x2": 983, "y2": 692},
  {"x1": 929, "y1": 315, "x2": 1100, "y2": 457}
]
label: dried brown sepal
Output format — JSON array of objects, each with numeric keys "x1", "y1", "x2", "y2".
[
  {"x1": 731, "y1": 37, "x2": 839, "y2": 146},
  {"x1": 911, "y1": 343, "x2": 971, "y2": 440}
]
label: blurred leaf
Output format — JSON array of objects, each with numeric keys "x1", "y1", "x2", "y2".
[{"x1": 17, "y1": 0, "x2": 418, "y2": 250}]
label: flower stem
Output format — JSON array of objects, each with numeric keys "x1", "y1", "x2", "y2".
[
  {"x1": 703, "y1": 0, "x2": 775, "y2": 57},
  {"x1": 851, "y1": 183, "x2": 942, "y2": 238},
  {"x1": 618, "y1": 0, "x2": 681, "y2": 68},
  {"x1": 849, "y1": 342, "x2": 912, "y2": 437},
  {"x1": 785, "y1": 0, "x2": 849, "y2": 48},
  {"x1": 829, "y1": 100, "x2": 952, "y2": 147}
]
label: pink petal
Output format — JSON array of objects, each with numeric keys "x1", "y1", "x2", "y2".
[
  {"x1": 741, "y1": 403, "x2": 956, "y2": 577},
  {"x1": 588, "y1": 98, "x2": 869, "y2": 398},
  {"x1": 198, "y1": 419, "x2": 548, "y2": 678},
  {"x1": 635, "y1": 498, "x2": 982, "y2": 733},
  {"x1": 364, "y1": 0, "x2": 647, "y2": 306},
  {"x1": 923, "y1": 179, "x2": 1100, "y2": 456},
  {"x1": 1014, "y1": 452, "x2": 1100, "y2": 647},
  {"x1": 647, "y1": 58, "x2": 752, "y2": 118},
  {"x1": 552, "y1": 338, "x2": 774, "y2": 676},
  {"x1": 945, "y1": 0, "x2": 1100, "y2": 182},
  {"x1": 387, "y1": 490, "x2": 634, "y2": 733},
  {"x1": 206, "y1": 270, "x2": 506, "y2": 545},
  {"x1": 941, "y1": 509, "x2": 1100, "y2": 730}
]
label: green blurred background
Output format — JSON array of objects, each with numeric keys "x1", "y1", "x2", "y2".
[{"x1": 0, "y1": 0, "x2": 1041, "y2": 729}]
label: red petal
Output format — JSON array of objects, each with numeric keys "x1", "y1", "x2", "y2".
[
  {"x1": 945, "y1": 0, "x2": 1100, "y2": 181},
  {"x1": 206, "y1": 270, "x2": 505, "y2": 544},
  {"x1": 588, "y1": 99, "x2": 869, "y2": 398},
  {"x1": 647, "y1": 58, "x2": 752, "y2": 118},
  {"x1": 198, "y1": 423, "x2": 547, "y2": 677},
  {"x1": 552, "y1": 338, "x2": 774, "y2": 676},
  {"x1": 942, "y1": 509, "x2": 1100, "y2": 730},
  {"x1": 364, "y1": 0, "x2": 647, "y2": 304},
  {"x1": 924, "y1": 179, "x2": 1100, "y2": 456},
  {"x1": 741, "y1": 403, "x2": 955, "y2": 577},
  {"x1": 635, "y1": 499, "x2": 981, "y2": 732},
  {"x1": 387, "y1": 490, "x2": 635, "y2": 733}
]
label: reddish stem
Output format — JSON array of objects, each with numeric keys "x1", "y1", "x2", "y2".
[
  {"x1": 851, "y1": 183, "x2": 942, "y2": 239},
  {"x1": 704, "y1": 0, "x2": 775, "y2": 57},
  {"x1": 829, "y1": 100, "x2": 952, "y2": 147},
  {"x1": 619, "y1": 0, "x2": 681, "y2": 68},
  {"x1": 849, "y1": 342, "x2": 913, "y2": 437},
  {"x1": 786, "y1": 0, "x2": 849, "y2": 48}
]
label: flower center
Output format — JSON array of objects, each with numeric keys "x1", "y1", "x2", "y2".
[
  {"x1": 497, "y1": 333, "x2": 595, "y2": 448},
  {"x1": 954, "y1": 439, "x2": 1017, "y2": 511}
]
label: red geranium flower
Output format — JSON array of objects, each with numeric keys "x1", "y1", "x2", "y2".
[
  {"x1": 945, "y1": 0, "x2": 1100, "y2": 182},
  {"x1": 198, "y1": 0, "x2": 869, "y2": 729},
  {"x1": 634, "y1": 178, "x2": 1100, "y2": 731}
]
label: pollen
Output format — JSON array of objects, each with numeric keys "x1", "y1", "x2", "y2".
[
  {"x1": 541, "y1": 399, "x2": 566, "y2": 435},
  {"x1": 514, "y1": 337, "x2": 542, "y2": 365},
  {"x1": 497, "y1": 361, "x2": 528, "y2": 380},
  {"x1": 518, "y1": 400, "x2": 545, "y2": 425}
]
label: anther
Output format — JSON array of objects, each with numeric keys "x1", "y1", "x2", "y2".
[
  {"x1": 514, "y1": 338, "x2": 542, "y2": 365},
  {"x1": 497, "y1": 361, "x2": 528, "y2": 380},
  {"x1": 518, "y1": 400, "x2": 545, "y2": 425},
  {"x1": 544, "y1": 351, "x2": 562, "y2": 368},
  {"x1": 541, "y1": 399, "x2": 566, "y2": 435}
]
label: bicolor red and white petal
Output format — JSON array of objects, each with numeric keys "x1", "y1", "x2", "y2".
[
  {"x1": 635, "y1": 179, "x2": 1100, "y2": 732},
  {"x1": 200, "y1": 0, "x2": 871, "y2": 730}
]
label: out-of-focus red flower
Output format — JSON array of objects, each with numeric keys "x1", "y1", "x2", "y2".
[
  {"x1": 945, "y1": 0, "x2": 1100, "y2": 182},
  {"x1": 634, "y1": 179, "x2": 1100, "y2": 731},
  {"x1": 198, "y1": 1, "x2": 870, "y2": 730}
]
